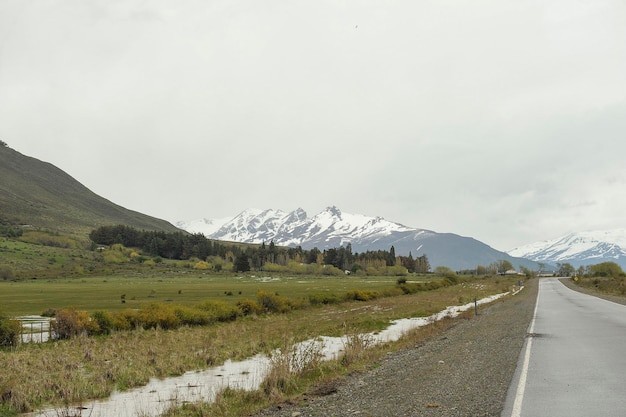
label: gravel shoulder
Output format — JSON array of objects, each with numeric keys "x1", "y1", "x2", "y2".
[{"x1": 254, "y1": 279, "x2": 538, "y2": 417}]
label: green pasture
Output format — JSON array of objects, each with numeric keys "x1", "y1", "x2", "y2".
[{"x1": 0, "y1": 274, "x2": 436, "y2": 316}]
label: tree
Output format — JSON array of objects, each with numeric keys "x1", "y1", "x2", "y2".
[
  {"x1": 414, "y1": 255, "x2": 430, "y2": 273},
  {"x1": 537, "y1": 262, "x2": 546, "y2": 274},
  {"x1": 0, "y1": 140, "x2": 7, "y2": 148},
  {"x1": 588, "y1": 262, "x2": 624, "y2": 277},
  {"x1": 557, "y1": 262, "x2": 575, "y2": 277},
  {"x1": 234, "y1": 255, "x2": 251, "y2": 273},
  {"x1": 387, "y1": 246, "x2": 396, "y2": 266},
  {"x1": 496, "y1": 260, "x2": 514, "y2": 274}
]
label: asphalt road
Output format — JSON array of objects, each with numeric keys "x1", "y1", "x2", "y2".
[{"x1": 501, "y1": 277, "x2": 626, "y2": 417}]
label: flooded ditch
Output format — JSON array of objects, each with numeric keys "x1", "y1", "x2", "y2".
[{"x1": 24, "y1": 291, "x2": 515, "y2": 417}]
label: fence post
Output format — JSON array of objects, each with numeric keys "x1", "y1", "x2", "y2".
[{"x1": 474, "y1": 297, "x2": 478, "y2": 316}]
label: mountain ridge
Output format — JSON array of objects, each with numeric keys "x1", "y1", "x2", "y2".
[
  {"x1": 177, "y1": 206, "x2": 540, "y2": 271},
  {"x1": 508, "y1": 229, "x2": 626, "y2": 269},
  {"x1": 0, "y1": 144, "x2": 181, "y2": 235}
]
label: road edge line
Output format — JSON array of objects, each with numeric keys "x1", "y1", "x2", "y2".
[{"x1": 509, "y1": 282, "x2": 540, "y2": 417}]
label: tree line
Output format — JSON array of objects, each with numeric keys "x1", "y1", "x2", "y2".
[{"x1": 89, "y1": 225, "x2": 431, "y2": 273}]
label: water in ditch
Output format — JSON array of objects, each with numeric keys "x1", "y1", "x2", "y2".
[{"x1": 26, "y1": 292, "x2": 511, "y2": 417}]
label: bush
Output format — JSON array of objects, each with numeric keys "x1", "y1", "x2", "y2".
[
  {"x1": 173, "y1": 305, "x2": 211, "y2": 326},
  {"x1": 321, "y1": 265, "x2": 344, "y2": 276},
  {"x1": 263, "y1": 262, "x2": 286, "y2": 273},
  {"x1": 0, "y1": 313, "x2": 20, "y2": 348},
  {"x1": 387, "y1": 265, "x2": 408, "y2": 276},
  {"x1": 91, "y1": 310, "x2": 115, "y2": 335},
  {"x1": 237, "y1": 299, "x2": 263, "y2": 316},
  {"x1": 308, "y1": 293, "x2": 341, "y2": 305},
  {"x1": 137, "y1": 303, "x2": 181, "y2": 330},
  {"x1": 111, "y1": 309, "x2": 141, "y2": 330},
  {"x1": 193, "y1": 261, "x2": 210, "y2": 270},
  {"x1": 51, "y1": 309, "x2": 99, "y2": 339},
  {"x1": 344, "y1": 290, "x2": 380, "y2": 302},
  {"x1": 255, "y1": 291, "x2": 301, "y2": 313},
  {"x1": 0, "y1": 266, "x2": 14, "y2": 281},
  {"x1": 195, "y1": 300, "x2": 239, "y2": 322}
]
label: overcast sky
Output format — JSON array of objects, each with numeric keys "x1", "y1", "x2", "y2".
[{"x1": 1, "y1": 0, "x2": 625, "y2": 251}]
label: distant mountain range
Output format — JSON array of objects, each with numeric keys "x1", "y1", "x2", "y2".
[
  {"x1": 6, "y1": 143, "x2": 620, "y2": 272},
  {"x1": 0, "y1": 144, "x2": 180, "y2": 235},
  {"x1": 508, "y1": 230, "x2": 626, "y2": 270},
  {"x1": 177, "y1": 207, "x2": 541, "y2": 271}
]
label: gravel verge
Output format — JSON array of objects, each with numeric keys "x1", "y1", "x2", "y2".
[{"x1": 254, "y1": 279, "x2": 538, "y2": 417}]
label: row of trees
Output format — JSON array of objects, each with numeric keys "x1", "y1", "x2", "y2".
[{"x1": 89, "y1": 225, "x2": 431, "y2": 274}]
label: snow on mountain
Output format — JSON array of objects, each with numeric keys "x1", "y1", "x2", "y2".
[
  {"x1": 508, "y1": 229, "x2": 626, "y2": 268},
  {"x1": 175, "y1": 217, "x2": 232, "y2": 236},
  {"x1": 177, "y1": 206, "x2": 540, "y2": 271},
  {"x1": 179, "y1": 206, "x2": 415, "y2": 248}
]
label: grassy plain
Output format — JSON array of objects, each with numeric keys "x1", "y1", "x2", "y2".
[
  {"x1": 0, "y1": 235, "x2": 524, "y2": 416},
  {"x1": 0, "y1": 275, "x2": 520, "y2": 415},
  {"x1": 0, "y1": 274, "x2": 441, "y2": 316}
]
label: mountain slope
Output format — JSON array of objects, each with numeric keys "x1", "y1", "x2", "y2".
[
  {"x1": 0, "y1": 144, "x2": 181, "y2": 235},
  {"x1": 178, "y1": 206, "x2": 539, "y2": 271},
  {"x1": 508, "y1": 230, "x2": 626, "y2": 269}
]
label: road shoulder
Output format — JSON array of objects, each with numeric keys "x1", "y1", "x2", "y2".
[{"x1": 255, "y1": 279, "x2": 538, "y2": 417}]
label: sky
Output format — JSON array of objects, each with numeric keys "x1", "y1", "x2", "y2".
[{"x1": 1, "y1": 0, "x2": 625, "y2": 251}]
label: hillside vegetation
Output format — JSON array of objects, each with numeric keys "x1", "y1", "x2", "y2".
[{"x1": 0, "y1": 142, "x2": 180, "y2": 236}]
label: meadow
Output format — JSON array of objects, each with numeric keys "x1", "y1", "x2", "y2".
[
  {"x1": 0, "y1": 235, "x2": 524, "y2": 416},
  {"x1": 0, "y1": 273, "x2": 441, "y2": 317},
  {"x1": 0, "y1": 275, "x2": 520, "y2": 416}
]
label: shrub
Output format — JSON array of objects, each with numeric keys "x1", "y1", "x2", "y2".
[
  {"x1": 91, "y1": 310, "x2": 115, "y2": 335},
  {"x1": 286, "y1": 261, "x2": 307, "y2": 274},
  {"x1": 137, "y1": 303, "x2": 181, "y2": 330},
  {"x1": 256, "y1": 291, "x2": 300, "y2": 313},
  {"x1": 193, "y1": 261, "x2": 210, "y2": 270},
  {"x1": 308, "y1": 293, "x2": 341, "y2": 305},
  {"x1": 237, "y1": 299, "x2": 263, "y2": 316},
  {"x1": 321, "y1": 265, "x2": 344, "y2": 276},
  {"x1": 51, "y1": 309, "x2": 99, "y2": 339},
  {"x1": 172, "y1": 305, "x2": 211, "y2": 326},
  {"x1": 111, "y1": 309, "x2": 140, "y2": 331},
  {"x1": 387, "y1": 265, "x2": 409, "y2": 276},
  {"x1": 263, "y1": 262, "x2": 286, "y2": 273},
  {"x1": 0, "y1": 313, "x2": 20, "y2": 348},
  {"x1": 344, "y1": 290, "x2": 380, "y2": 302},
  {"x1": 195, "y1": 300, "x2": 239, "y2": 322},
  {"x1": 0, "y1": 266, "x2": 14, "y2": 281}
]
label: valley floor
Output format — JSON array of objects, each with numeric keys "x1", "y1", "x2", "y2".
[{"x1": 253, "y1": 279, "x2": 538, "y2": 417}]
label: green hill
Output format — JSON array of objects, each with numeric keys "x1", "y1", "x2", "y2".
[{"x1": 0, "y1": 143, "x2": 182, "y2": 236}]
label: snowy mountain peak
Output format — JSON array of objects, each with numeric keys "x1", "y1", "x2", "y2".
[
  {"x1": 176, "y1": 206, "x2": 542, "y2": 270},
  {"x1": 508, "y1": 229, "x2": 626, "y2": 268}
]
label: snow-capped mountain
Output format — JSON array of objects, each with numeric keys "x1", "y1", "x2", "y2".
[
  {"x1": 175, "y1": 217, "x2": 232, "y2": 237},
  {"x1": 178, "y1": 206, "x2": 540, "y2": 271},
  {"x1": 508, "y1": 229, "x2": 626, "y2": 269}
]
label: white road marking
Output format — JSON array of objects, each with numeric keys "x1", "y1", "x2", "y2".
[{"x1": 510, "y1": 287, "x2": 540, "y2": 417}]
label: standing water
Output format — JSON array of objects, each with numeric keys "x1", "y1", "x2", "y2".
[
  {"x1": 16, "y1": 315, "x2": 52, "y2": 343},
  {"x1": 26, "y1": 291, "x2": 515, "y2": 417}
]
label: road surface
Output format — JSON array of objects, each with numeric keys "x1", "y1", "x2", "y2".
[{"x1": 501, "y1": 277, "x2": 626, "y2": 417}]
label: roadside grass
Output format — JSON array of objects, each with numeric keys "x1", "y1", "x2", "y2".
[
  {"x1": 159, "y1": 304, "x2": 485, "y2": 417},
  {"x1": 0, "y1": 276, "x2": 519, "y2": 413},
  {"x1": 571, "y1": 276, "x2": 626, "y2": 296}
]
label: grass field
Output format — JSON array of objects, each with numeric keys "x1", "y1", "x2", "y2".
[{"x1": 0, "y1": 274, "x2": 440, "y2": 316}]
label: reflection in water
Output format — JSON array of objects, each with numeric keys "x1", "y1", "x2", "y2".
[
  {"x1": 27, "y1": 291, "x2": 513, "y2": 417},
  {"x1": 17, "y1": 316, "x2": 52, "y2": 343}
]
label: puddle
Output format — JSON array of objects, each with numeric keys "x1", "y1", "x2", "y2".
[
  {"x1": 16, "y1": 315, "x2": 52, "y2": 343},
  {"x1": 26, "y1": 291, "x2": 514, "y2": 417}
]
